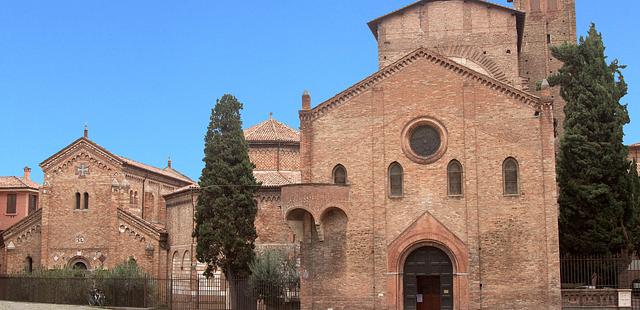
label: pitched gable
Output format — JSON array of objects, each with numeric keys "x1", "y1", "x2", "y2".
[{"x1": 302, "y1": 48, "x2": 541, "y2": 123}]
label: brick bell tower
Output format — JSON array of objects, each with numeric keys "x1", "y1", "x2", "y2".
[{"x1": 510, "y1": 0, "x2": 577, "y2": 141}]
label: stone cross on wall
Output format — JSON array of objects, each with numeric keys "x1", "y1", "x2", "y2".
[{"x1": 76, "y1": 164, "x2": 89, "y2": 178}]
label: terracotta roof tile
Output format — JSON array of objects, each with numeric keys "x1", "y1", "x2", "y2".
[
  {"x1": 164, "y1": 184, "x2": 200, "y2": 198},
  {"x1": 253, "y1": 170, "x2": 301, "y2": 187},
  {"x1": 0, "y1": 176, "x2": 39, "y2": 190},
  {"x1": 244, "y1": 117, "x2": 299, "y2": 143},
  {"x1": 117, "y1": 156, "x2": 195, "y2": 184}
]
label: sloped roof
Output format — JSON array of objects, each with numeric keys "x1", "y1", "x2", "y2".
[
  {"x1": 40, "y1": 137, "x2": 194, "y2": 185},
  {"x1": 244, "y1": 116, "x2": 300, "y2": 144},
  {"x1": 253, "y1": 170, "x2": 301, "y2": 187},
  {"x1": 117, "y1": 156, "x2": 194, "y2": 184},
  {"x1": 164, "y1": 184, "x2": 200, "y2": 198},
  {"x1": 302, "y1": 47, "x2": 540, "y2": 123},
  {"x1": 0, "y1": 176, "x2": 39, "y2": 190}
]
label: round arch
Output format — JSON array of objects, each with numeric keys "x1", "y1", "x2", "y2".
[
  {"x1": 385, "y1": 213, "x2": 470, "y2": 310},
  {"x1": 68, "y1": 256, "x2": 91, "y2": 270},
  {"x1": 401, "y1": 244, "x2": 455, "y2": 309},
  {"x1": 285, "y1": 208, "x2": 317, "y2": 244}
]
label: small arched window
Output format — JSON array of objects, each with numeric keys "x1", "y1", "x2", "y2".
[
  {"x1": 448, "y1": 160, "x2": 463, "y2": 196},
  {"x1": 503, "y1": 157, "x2": 519, "y2": 195},
  {"x1": 75, "y1": 192, "x2": 81, "y2": 210},
  {"x1": 25, "y1": 256, "x2": 33, "y2": 273},
  {"x1": 389, "y1": 162, "x2": 404, "y2": 197},
  {"x1": 134, "y1": 191, "x2": 138, "y2": 205},
  {"x1": 129, "y1": 191, "x2": 134, "y2": 204},
  {"x1": 333, "y1": 164, "x2": 347, "y2": 185},
  {"x1": 84, "y1": 192, "x2": 89, "y2": 209}
]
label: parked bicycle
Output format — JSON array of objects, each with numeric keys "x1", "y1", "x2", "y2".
[{"x1": 88, "y1": 282, "x2": 106, "y2": 307}]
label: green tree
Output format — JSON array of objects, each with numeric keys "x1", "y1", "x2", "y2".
[
  {"x1": 550, "y1": 24, "x2": 640, "y2": 255},
  {"x1": 193, "y1": 94, "x2": 259, "y2": 279}
]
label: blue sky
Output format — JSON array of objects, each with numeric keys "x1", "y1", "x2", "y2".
[{"x1": 1, "y1": 0, "x2": 638, "y2": 183}]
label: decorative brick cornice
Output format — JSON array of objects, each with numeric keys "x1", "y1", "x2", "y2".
[
  {"x1": 301, "y1": 48, "x2": 541, "y2": 123},
  {"x1": 2, "y1": 208, "x2": 42, "y2": 241},
  {"x1": 40, "y1": 138, "x2": 123, "y2": 172},
  {"x1": 117, "y1": 208, "x2": 166, "y2": 238}
]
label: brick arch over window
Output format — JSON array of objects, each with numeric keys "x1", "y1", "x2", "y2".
[
  {"x1": 171, "y1": 251, "x2": 179, "y2": 278},
  {"x1": 435, "y1": 45, "x2": 510, "y2": 84}
]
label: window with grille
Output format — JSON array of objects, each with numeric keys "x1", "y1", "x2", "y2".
[
  {"x1": 448, "y1": 160, "x2": 463, "y2": 196},
  {"x1": 333, "y1": 165, "x2": 347, "y2": 185},
  {"x1": 503, "y1": 158, "x2": 520, "y2": 195},
  {"x1": 389, "y1": 162, "x2": 404, "y2": 197}
]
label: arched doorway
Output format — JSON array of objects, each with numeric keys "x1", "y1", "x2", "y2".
[
  {"x1": 68, "y1": 257, "x2": 90, "y2": 270},
  {"x1": 403, "y1": 246, "x2": 453, "y2": 310}
]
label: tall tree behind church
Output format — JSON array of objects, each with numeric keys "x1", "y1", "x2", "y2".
[
  {"x1": 550, "y1": 24, "x2": 640, "y2": 255},
  {"x1": 193, "y1": 94, "x2": 259, "y2": 278}
]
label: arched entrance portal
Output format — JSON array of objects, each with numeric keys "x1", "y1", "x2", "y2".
[{"x1": 403, "y1": 246, "x2": 453, "y2": 310}]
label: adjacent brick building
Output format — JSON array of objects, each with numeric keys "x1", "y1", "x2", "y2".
[{"x1": 0, "y1": 129, "x2": 194, "y2": 276}]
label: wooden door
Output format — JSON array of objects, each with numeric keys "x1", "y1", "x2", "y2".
[{"x1": 417, "y1": 276, "x2": 440, "y2": 310}]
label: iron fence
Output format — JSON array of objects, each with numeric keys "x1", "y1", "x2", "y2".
[
  {"x1": 0, "y1": 275, "x2": 300, "y2": 310},
  {"x1": 561, "y1": 254, "x2": 640, "y2": 309}
]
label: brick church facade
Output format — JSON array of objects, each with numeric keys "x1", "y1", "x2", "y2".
[
  {"x1": 0, "y1": 0, "x2": 575, "y2": 309},
  {"x1": 244, "y1": 0, "x2": 574, "y2": 309},
  {"x1": 0, "y1": 128, "x2": 195, "y2": 277}
]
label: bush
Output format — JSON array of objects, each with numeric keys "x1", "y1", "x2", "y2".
[
  {"x1": 249, "y1": 250, "x2": 300, "y2": 307},
  {"x1": 5, "y1": 258, "x2": 156, "y2": 307}
]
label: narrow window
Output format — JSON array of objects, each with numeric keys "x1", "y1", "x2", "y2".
[
  {"x1": 25, "y1": 256, "x2": 33, "y2": 273},
  {"x1": 448, "y1": 160, "x2": 463, "y2": 196},
  {"x1": 75, "y1": 192, "x2": 81, "y2": 209},
  {"x1": 389, "y1": 162, "x2": 404, "y2": 197},
  {"x1": 129, "y1": 190, "x2": 134, "y2": 204},
  {"x1": 503, "y1": 158, "x2": 520, "y2": 195},
  {"x1": 134, "y1": 191, "x2": 138, "y2": 205},
  {"x1": 547, "y1": 34, "x2": 552, "y2": 44},
  {"x1": 28, "y1": 195, "x2": 37, "y2": 214},
  {"x1": 6, "y1": 194, "x2": 16, "y2": 214},
  {"x1": 333, "y1": 164, "x2": 347, "y2": 185},
  {"x1": 84, "y1": 192, "x2": 89, "y2": 209}
]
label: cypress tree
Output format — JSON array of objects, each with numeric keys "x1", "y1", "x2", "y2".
[
  {"x1": 550, "y1": 24, "x2": 640, "y2": 255},
  {"x1": 193, "y1": 94, "x2": 259, "y2": 279}
]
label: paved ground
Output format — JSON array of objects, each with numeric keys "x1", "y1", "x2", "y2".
[{"x1": 0, "y1": 301, "x2": 96, "y2": 309}]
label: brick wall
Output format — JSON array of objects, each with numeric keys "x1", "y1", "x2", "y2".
[
  {"x1": 374, "y1": 1, "x2": 521, "y2": 87},
  {"x1": 248, "y1": 144, "x2": 300, "y2": 171},
  {"x1": 296, "y1": 51, "x2": 560, "y2": 309}
]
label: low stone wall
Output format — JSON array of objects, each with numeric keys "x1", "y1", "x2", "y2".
[{"x1": 562, "y1": 289, "x2": 632, "y2": 310}]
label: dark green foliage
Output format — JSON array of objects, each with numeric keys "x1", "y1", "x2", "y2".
[
  {"x1": 194, "y1": 94, "x2": 259, "y2": 278},
  {"x1": 7, "y1": 259, "x2": 156, "y2": 308},
  {"x1": 250, "y1": 249, "x2": 300, "y2": 308},
  {"x1": 550, "y1": 24, "x2": 640, "y2": 255}
]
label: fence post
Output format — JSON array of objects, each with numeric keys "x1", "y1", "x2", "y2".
[
  {"x1": 196, "y1": 275, "x2": 200, "y2": 310},
  {"x1": 144, "y1": 276, "x2": 148, "y2": 307},
  {"x1": 169, "y1": 277, "x2": 173, "y2": 309}
]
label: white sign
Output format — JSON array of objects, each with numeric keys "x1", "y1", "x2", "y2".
[
  {"x1": 618, "y1": 290, "x2": 632, "y2": 307},
  {"x1": 416, "y1": 294, "x2": 423, "y2": 303}
]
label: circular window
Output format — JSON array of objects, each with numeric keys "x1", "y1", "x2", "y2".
[
  {"x1": 409, "y1": 125, "x2": 441, "y2": 157},
  {"x1": 401, "y1": 117, "x2": 447, "y2": 164}
]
